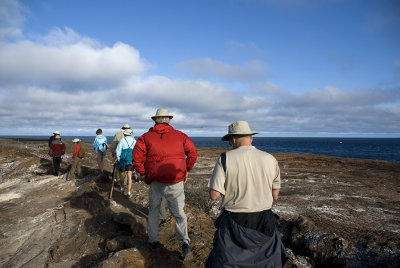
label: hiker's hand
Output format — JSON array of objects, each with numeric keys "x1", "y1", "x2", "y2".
[{"x1": 184, "y1": 173, "x2": 189, "y2": 184}]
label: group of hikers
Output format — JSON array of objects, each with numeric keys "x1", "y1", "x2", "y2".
[{"x1": 47, "y1": 108, "x2": 287, "y2": 266}]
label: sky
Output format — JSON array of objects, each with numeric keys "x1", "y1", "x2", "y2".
[{"x1": 0, "y1": 0, "x2": 399, "y2": 138}]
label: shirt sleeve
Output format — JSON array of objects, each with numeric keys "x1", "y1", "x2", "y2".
[
  {"x1": 132, "y1": 136, "x2": 147, "y2": 175},
  {"x1": 116, "y1": 138, "x2": 124, "y2": 161},
  {"x1": 208, "y1": 157, "x2": 226, "y2": 196},
  {"x1": 93, "y1": 137, "x2": 98, "y2": 150},
  {"x1": 183, "y1": 135, "x2": 197, "y2": 172},
  {"x1": 272, "y1": 158, "x2": 281, "y2": 189}
]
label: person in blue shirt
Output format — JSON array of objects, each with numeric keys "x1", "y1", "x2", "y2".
[
  {"x1": 93, "y1": 128, "x2": 108, "y2": 173},
  {"x1": 116, "y1": 128, "x2": 136, "y2": 198}
]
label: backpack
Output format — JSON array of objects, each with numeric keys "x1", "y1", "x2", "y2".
[
  {"x1": 78, "y1": 146, "x2": 85, "y2": 158},
  {"x1": 98, "y1": 142, "x2": 108, "y2": 152},
  {"x1": 117, "y1": 138, "x2": 134, "y2": 170}
]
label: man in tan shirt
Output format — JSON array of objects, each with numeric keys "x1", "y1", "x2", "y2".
[{"x1": 206, "y1": 121, "x2": 287, "y2": 267}]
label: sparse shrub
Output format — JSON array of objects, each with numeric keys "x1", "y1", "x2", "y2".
[{"x1": 0, "y1": 138, "x2": 24, "y2": 152}]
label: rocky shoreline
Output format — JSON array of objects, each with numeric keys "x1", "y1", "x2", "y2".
[{"x1": 0, "y1": 138, "x2": 399, "y2": 267}]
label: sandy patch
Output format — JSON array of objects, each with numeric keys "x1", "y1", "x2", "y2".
[{"x1": 0, "y1": 191, "x2": 21, "y2": 202}]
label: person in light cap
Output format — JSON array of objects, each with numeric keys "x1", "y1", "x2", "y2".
[
  {"x1": 206, "y1": 121, "x2": 287, "y2": 267},
  {"x1": 110, "y1": 123, "x2": 138, "y2": 187},
  {"x1": 116, "y1": 128, "x2": 136, "y2": 198},
  {"x1": 67, "y1": 138, "x2": 83, "y2": 180},
  {"x1": 132, "y1": 108, "x2": 197, "y2": 260},
  {"x1": 48, "y1": 130, "x2": 61, "y2": 147},
  {"x1": 49, "y1": 134, "x2": 66, "y2": 176},
  {"x1": 111, "y1": 124, "x2": 134, "y2": 157}
]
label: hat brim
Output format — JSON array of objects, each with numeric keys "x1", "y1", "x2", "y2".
[
  {"x1": 221, "y1": 132, "x2": 259, "y2": 141},
  {"x1": 151, "y1": 115, "x2": 173, "y2": 120}
]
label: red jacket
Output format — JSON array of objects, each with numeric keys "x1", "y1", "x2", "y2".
[
  {"x1": 49, "y1": 140, "x2": 66, "y2": 157},
  {"x1": 72, "y1": 143, "x2": 82, "y2": 158},
  {"x1": 132, "y1": 124, "x2": 197, "y2": 184}
]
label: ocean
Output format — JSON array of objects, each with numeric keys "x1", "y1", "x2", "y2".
[{"x1": 2, "y1": 136, "x2": 399, "y2": 163}]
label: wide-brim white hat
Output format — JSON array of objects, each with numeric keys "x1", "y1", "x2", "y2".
[
  {"x1": 72, "y1": 138, "x2": 80, "y2": 143},
  {"x1": 53, "y1": 131, "x2": 60, "y2": 135},
  {"x1": 151, "y1": 108, "x2": 173, "y2": 120},
  {"x1": 221, "y1": 121, "x2": 259, "y2": 141},
  {"x1": 122, "y1": 124, "x2": 130, "y2": 129},
  {"x1": 123, "y1": 129, "x2": 133, "y2": 135}
]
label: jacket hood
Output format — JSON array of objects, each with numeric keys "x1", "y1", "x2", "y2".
[{"x1": 151, "y1": 123, "x2": 172, "y2": 134}]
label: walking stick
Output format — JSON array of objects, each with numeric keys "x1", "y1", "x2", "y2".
[{"x1": 109, "y1": 160, "x2": 117, "y2": 199}]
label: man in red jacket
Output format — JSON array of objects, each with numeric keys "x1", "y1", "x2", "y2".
[{"x1": 133, "y1": 108, "x2": 197, "y2": 260}]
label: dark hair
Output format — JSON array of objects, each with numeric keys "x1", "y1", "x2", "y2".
[{"x1": 96, "y1": 128, "x2": 102, "y2": 135}]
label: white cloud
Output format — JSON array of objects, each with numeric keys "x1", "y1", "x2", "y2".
[
  {"x1": 0, "y1": 0, "x2": 399, "y2": 137},
  {"x1": 0, "y1": 0, "x2": 25, "y2": 39},
  {"x1": 176, "y1": 58, "x2": 269, "y2": 82},
  {"x1": 0, "y1": 27, "x2": 147, "y2": 87}
]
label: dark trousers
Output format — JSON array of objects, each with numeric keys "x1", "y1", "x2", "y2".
[{"x1": 52, "y1": 157, "x2": 62, "y2": 174}]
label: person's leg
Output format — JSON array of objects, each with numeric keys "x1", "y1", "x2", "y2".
[
  {"x1": 159, "y1": 197, "x2": 167, "y2": 226},
  {"x1": 159, "y1": 197, "x2": 166, "y2": 219},
  {"x1": 100, "y1": 156, "x2": 104, "y2": 172},
  {"x1": 133, "y1": 169, "x2": 140, "y2": 182},
  {"x1": 77, "y1": 158, "x2": 82, "y2": 177},
  {"x1": 147, "y1": 182, "x2": 164, "y2": 243},
  {"x1": 96, "y1": 157, "x2": 102, "y2": 171},
  {"x1": 68, "y1": 158, "x2": 77, "y2": 180},
  {"x1": 127, "y1": 170, "x2": 132, "y2": 196},
  {"x1": 165, "y1": 182, "x2": 189, "y2": 244},
  {"x1": 54, "y1": 157, "x2": 61, "y2": 174},
  {"x1": 119, "y1": 170, "x2": 125, "y2": 193},
  {"x1": 52, "y1": 157, "x2": 57, "y2": 175}
]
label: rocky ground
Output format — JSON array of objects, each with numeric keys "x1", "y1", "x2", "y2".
[{"x1": 0, "y1": 138, "x2": 399, "y2": 268}]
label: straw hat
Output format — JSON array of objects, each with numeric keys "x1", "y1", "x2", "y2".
[
  {"x1": 72, "y1": 138, "x2": 80, "y2": 143},
  {"x1": 221, "y1": 121, "x2": 259, "y2": 141},
  {"x1": 123, "y1": 129, "x2": 133, "y2": 136},
  {"x1": 122, "y1": 124, "x2": 131, "y2": 129},
  {"x1": 151, "y1": 109, "x2": 173, "y2": 120}
]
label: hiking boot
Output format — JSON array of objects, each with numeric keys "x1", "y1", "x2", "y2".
[
  {"x1": 146, "y1": 241, "x2": 162, "y2": 252},
  {"x1": 119, "y1": 186, "x2": 125, "y2": 194},
  {"x1": 127, "y1": 192, "x2": 132, "y2": 199},
  {"x1": 182, "y1": 242, "x2": 193, "y2": 261},
  {"x1": 159, "y1": 219, "x2": 167, "y2": 227}
]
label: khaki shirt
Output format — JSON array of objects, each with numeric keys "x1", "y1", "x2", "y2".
[{"x1": 208, "y1": 146, "x2": 280, "y2": 213}]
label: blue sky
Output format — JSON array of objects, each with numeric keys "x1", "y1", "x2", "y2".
[{"x1": 0, "y1": 0, "x2": 399, "y2": 137}]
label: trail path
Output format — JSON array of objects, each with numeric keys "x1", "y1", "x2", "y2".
[{"x1": 0, "y1": 140, "x2": 399, "y2": 267}]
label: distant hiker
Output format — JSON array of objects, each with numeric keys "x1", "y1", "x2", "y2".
[
  {"x1": 67, "y1": 138, "x2": 83, "y2": 180},
  {"x1": 132, "y1": 108, "x2": 197, "y2": 260},
  {"x1": 93, "y1": 128, "x2": 107, "y2": 173},
  {"x1": 111, "y1": 124, "x2": 139, "y2": 185},
  {"x1": 48, "y1": 131, "x2": 60, "y2": 147},
  {"x1": 206, "y1": 121, "x2": 288, "y2": 267},
  {"x1": 49, "y1": 134, "x2": 66, "y2": 176},
  {"x1": 116, "y1": 128, "x2": 136, "y2": 198}
]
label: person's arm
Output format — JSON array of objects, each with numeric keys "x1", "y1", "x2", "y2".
[
  {"x1": 209, "y1": 189, "x2": 222, "y2": 200},
  {"x1": 208, "y1": 156, "x2": 226, "y2": 200},
  {"x1": 132, "y1": 136, "x2": 147, "y2": 175},
  {"x1": 93, "y1": 137, "x2": 98, "y2": 150},
  {"x1": 116, "y1": 139, "x2": 123, "y2": 162},
  {"x1": 183, "y1": 135, "x2": 197, "y2": 172},
  {"x1": 272, "y1": 189, "x2": 280, "y2": 201}
]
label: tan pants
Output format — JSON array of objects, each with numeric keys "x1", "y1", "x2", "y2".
[{"x1": 68, "y1": 157, "x2": 82, "y2": 180}]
